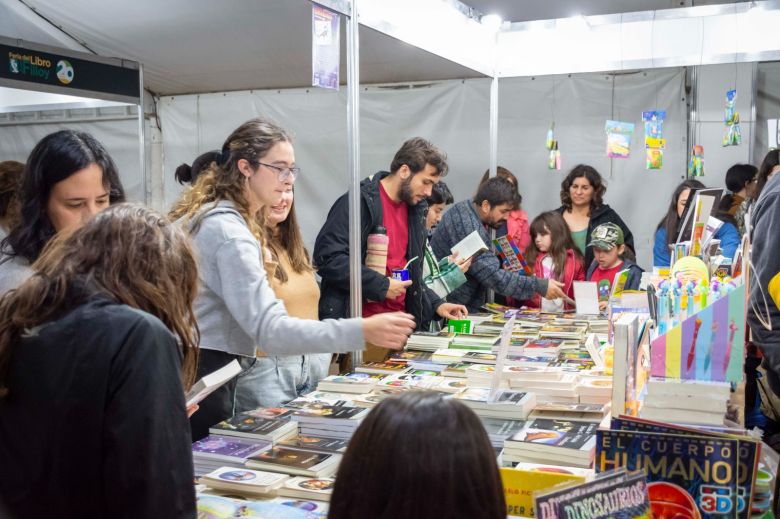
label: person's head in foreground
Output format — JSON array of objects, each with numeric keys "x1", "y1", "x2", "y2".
[
  {"x1": 0, "y1": 203, "x2": 200, "y2": 397},
  {"x1": 328, "y1": 391, "x2": 506, "y2": 519}
]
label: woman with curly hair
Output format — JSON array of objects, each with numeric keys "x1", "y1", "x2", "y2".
[
  {"x1": 555, "y1": 164, "x2": 635, "y2": 268},
  {"x1": 0, "y1": 204, "x2": 199, "y2": 518},
  {"x1": 170, "y1": 117, "x2": 415, "y2": 439}
]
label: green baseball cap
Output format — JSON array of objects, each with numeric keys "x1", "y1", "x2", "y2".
[{"x1": 590, "y1": 222, "x2": 624, "y2": 250}]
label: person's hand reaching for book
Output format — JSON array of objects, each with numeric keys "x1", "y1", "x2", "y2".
[
  {"x1": 362, "y1": 312, "x2": 415, "y2": 349},
  {"x1": 545, "y1": 279, "x2": 566, "y2": 300},
  {"x1": 436, "y1": 303, "x2": 468, "y2": 320},
  {"x1": 186, "y1": 404, "x2": 199, "y2": 418}
]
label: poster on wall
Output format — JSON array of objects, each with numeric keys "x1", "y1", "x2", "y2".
[
  {"x1": 605, "y1": 120, "x2": 634, "y2": 158},
  {"x1": 312, "y1": 6, "x2": 340, "y2": 90}
]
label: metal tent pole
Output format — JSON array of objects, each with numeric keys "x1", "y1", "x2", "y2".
[{"x1": 346, "y1": 0, "x2": 363, "y2": 368}]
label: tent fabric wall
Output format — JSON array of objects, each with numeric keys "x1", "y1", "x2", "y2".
[
  {"x1": 159, "y1": 80, "x2": 491, "y2": 254},
  {"x1": 0, "y1": 115, "x2": 144, "y2": 201},
  {"x1": 496, "y1": 68, "x2": 687, "y2": 270},
  {"x1": 755, "y1": 61, "x2": 780, "y2": 162},
  {"x1": 160, "y1": 71, "x2": 685, "y2": 270}
]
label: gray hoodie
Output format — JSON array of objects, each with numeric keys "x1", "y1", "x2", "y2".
[{"x1": 185, "y1": 201, "x2": 364, "y2": 358}]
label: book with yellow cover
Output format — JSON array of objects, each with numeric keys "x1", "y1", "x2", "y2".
[{"x1": 500, "y1": 466, "x2": 586, "y2": 518}]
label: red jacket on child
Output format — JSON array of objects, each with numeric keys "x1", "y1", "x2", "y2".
[{"x1": 526, "y1": 249, "x2": 585, "y2": 310}]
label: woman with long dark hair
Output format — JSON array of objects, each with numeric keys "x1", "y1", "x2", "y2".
[
  {"x1": 653, "y1": 179, "x2": 741, "y2": 267},
  {"x1": 328, "y1": 391, "x2": 506, "y2": 519},
  {"x1": 170, "y1": 117, "x2": 415, "y2": 439},
  {"x1": 0, "y1": 130, "x2": 125, "y2": 293},
  {"x1": 735, "y1": 149, "x2": 780, "y2": 235},
  {"x1": 555, "y1": 164, "x2": 634, "y2": 268},
  {"x1": 0, "y1": 204, "x2": 199, "y2": 518}
]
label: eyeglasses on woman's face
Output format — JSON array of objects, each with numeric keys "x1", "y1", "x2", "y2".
[{"x1": 253, "y1": 161, "x2": 301, "y2": 183}]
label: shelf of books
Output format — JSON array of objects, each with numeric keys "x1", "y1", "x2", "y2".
[{"x1": 193, "y1": 258, "x2": 778, "y2": 519}]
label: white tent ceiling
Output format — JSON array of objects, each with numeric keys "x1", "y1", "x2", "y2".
[{"x1": 0, "y1": 0, "x2": 740, "y2": 95}]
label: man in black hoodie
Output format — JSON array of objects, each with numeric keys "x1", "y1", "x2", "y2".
[
  {"x1": 748, "y1": 170, "x2": 780, "y2": 437},
  {"x1": 314, "y1": 138, "x2": 466, "y2": 358}
]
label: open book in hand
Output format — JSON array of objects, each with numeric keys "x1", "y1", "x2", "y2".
[
  {"x1": 450, "y1": 230, "x2": 488, "y2": 262},
  {"x1": 185, "y1": 359, "x2": 242, "y2": 407}
]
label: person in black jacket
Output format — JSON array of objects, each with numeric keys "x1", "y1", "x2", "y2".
[
  {"x1": 0, "y1": 204, "x2": 199, "y2": 519},
  {"x1": 314, "y1": 138, "x2": 466, "y2": 358},
  {"x1": 555, "y1": 164, "x2": 635, "y2": 269}
]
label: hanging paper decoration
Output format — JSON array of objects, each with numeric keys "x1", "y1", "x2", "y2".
[
  {"x1": 722, "y1": 89, "x2": 742, "y2": 147},
  {"x1": 642, "y1": 110, "x2": 666, "y2": 170},
  {"x1": 688, "y1": 145, "x2": 705, "y2": 177},
  {"x1": 605, "y1": 120, "x2": 634, "y2": 158},
  {"x1": 546, "y1": 123, "x2": 561, "y2": 170}
]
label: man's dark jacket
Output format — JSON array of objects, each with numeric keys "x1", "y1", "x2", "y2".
[{"x1": 314, "y1": 172, "x2": 442, "y2": 329}]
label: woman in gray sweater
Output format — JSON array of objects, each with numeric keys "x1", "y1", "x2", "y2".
[{"x1": 170, "y1": 117, "x2": 415, "y2": 439}]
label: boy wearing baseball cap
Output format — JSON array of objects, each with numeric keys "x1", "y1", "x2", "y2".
[{"x1": 586, "y1": 222, "x2": 644, "y2": 309}]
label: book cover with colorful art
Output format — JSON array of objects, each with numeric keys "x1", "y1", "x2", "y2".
[
  {"x1": 611, "y1": 415, "x2": 759, "y2": 519},
  {"x1": 596, "y1": 428, "x2": 742, "y2": 518},
  {"x1": 534, "y1": 469, "x2": 650, "y2": 519}
]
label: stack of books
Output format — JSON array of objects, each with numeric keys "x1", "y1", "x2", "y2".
[
  {"x1": 539, "y1": 324, "x2": 587, "y2": 341},
  {"x1": 277, "y1": 476, "x2": 335, "y2": 502},
  {"x1": 405, "y1": 331, "x2": 454, "y2": 352},
  {"x1": 521, "y1": 338, "x2": 565, "y2": 356},
  {"x1": 465, "y1": 364, "x2": 500, "y2": 388},
  {"x1": 285, "y1": 391, "x2": 357, "y2": 409},
  {"x1": 576, "y1": 377, "x2": 613, "y2": 405},
  {"x1": 354, "y1": 360, "x2": 411, "y2": 376},
  {"x1": 529, "y1": 402, "x2": 609, "y2": 422},
  {"x1": 316, "y1": 373, "x2": 385, "y2": 394},
  {"x1": 454, "y1": 388, "x2": 536, "y2": 420},
  {"x1": 639, "y1": 378, "x2": 730, "y2": 425},
  {"x1": 505, "y1": 368, "x2": 580, "y2": 404},
  {"x1": 209, "y1": 408, "x2": 298, "y2": 442},
  {"x1": 431, "y1": 348, "x2": 469, "y2": 364},
  {"x1": 442, "y1": 362, "x2": 469, "y2": 378},
  {"x1": 246, "y1": 446, "x2": 342, "y2": 477},
  {"x1": 191, "y1": 435, "x2": 272, "y2": 477},
  {"x1": 200, "y1": 467, "x2": 289, "y2": 496},
  {"x1": 503, "y1": 418, "x2": 598, "y2": 468},
  {"x1": 290, "y1": 404, "x2": 369, "y2": 440},
  {"x1": 276, "y1": 434, "x2": 348, "y2": 454},
  {"x1": 450, "y1": 333, "x2": 500, "y2": 351},
  {"x1": 480, "y1": 417, "x2": 527, "y2": 449},
  {"x1": 388, "y1": 350, "x2": 433, "y2": 364},
  {"x1": 374, "y1": 373, "x2": 442, "y2": 393},
  {"x1": 463, "y1": 351, "x2": 497, "y2": 364}
]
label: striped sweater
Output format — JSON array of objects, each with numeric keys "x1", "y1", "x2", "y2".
[{"x1": 430, "y1": 199, "x2": 548, "y2": 312}]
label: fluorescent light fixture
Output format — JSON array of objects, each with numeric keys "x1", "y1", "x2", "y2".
[{"x1": 481, "y1": 13, "x2": 503, "y2": 31}]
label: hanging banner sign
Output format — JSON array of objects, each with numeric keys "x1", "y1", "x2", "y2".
[
  {"x1": 312, "y1": 5, "x2": 340, "y2": 90},
  {"x1": 0, "y1": 37, "x2": 140, "y2": 103}
]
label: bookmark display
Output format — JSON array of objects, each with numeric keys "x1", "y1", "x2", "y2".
[
  {"x1": 605, "y1": 120, "x2": 634, "y2": 159},
  {"x1": 546, "y1": 123, "x2": 561, "y2": 170},
  {"x1": 642, "y1": 110, "x2": 665, "y2": 170},
  {"x1": 722, "y1": 89, "x2": 742, "y2": 147},
  {"x1": 688, "y1": 145, "x2": 705, "y2": 177}
]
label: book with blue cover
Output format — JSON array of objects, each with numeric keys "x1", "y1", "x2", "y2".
[
  {"x1": 596, "y1": 427, "x2": 742, "y2": 518},
  {"x1": 610, "y1": 415, "x2": 759, "y2": 519}
]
